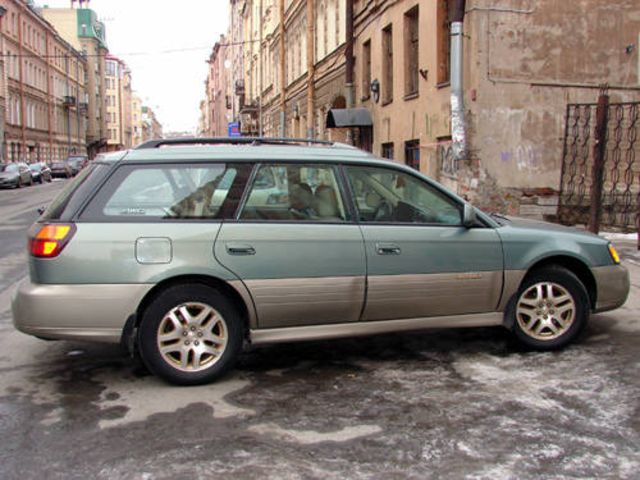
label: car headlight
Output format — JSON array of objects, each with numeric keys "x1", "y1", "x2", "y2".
[{"x1": 608, "y1": 243, "x2": 621, "y2": 264}]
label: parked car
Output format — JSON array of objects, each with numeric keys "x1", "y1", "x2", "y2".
[
  {"x1": 0, "y1": 162, "x2": 33, "y2": 188},
  {"x1": 29, "y1": 162, "x2": 52, "y2": 184},
  {"x1": 50, "y1": 161, "x2": 73, "y2": 178},
  {"x1": 12, "y1": 138, "x2": 630, "y2": 385},
  {"x1": 66, "y1": 155, "x2": 88, "y2": 175}
]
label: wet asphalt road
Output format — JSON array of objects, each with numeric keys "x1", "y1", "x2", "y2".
[{"x1": 0, "y1": 184, "x2": 639, "y2": 480}]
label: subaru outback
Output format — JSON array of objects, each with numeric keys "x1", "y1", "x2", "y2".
[{"x1": 12, "y1": 138, "x2": 630, "y2": 385}]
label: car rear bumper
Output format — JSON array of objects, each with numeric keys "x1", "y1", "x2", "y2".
[
  {"x1": 592, "y1": 264, "x2": 630, "y2": 313},
  {"x1": 12, "y1": 279, "x2": 154, "y2": 343}
]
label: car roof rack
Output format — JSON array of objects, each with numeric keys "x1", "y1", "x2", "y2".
[{"x1": 135, "y1": 137, "x2": 336, "y2": 149}]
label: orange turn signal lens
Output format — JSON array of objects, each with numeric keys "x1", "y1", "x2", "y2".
[
  {"x1": 608, "y1": 244, "x2": 620, "y2": 264},
  {"x1": 29, "y1": 224, "x2": 75, "y2": 258},
  {"x1": 35, "y1": 224, "x2": 71, "y2": 240}
]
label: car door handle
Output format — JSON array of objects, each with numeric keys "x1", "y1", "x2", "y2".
[
  {"x1": 376, "y1": 243, "x2": 401, "y2": 255},
  {"x1": 226, "y1": 243, "x2": 256, "y2": 255}
]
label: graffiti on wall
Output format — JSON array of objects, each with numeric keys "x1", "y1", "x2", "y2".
[{"x1": 500, "y1": 144, "x2": 543, "y2": 172}]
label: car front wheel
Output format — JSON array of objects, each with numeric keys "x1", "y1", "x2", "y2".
[
  {"x1": 138, "y1": 284, "x2": 243, "y2": 385},
  {"x1": 509, "y1": 266, "x2": 589, "y2": 350}
]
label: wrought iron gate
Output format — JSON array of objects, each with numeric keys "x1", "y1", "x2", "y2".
[{"x1": 558, "y1": 92, "x2": 639, "y2": 247}]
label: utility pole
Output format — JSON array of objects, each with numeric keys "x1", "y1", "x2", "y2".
[
  {"x1": 306, "y1": 0, "x2": 315, "y2": 139},
  {"x1": 279, "y1": 0, "x2": 286, "y2": 137}
]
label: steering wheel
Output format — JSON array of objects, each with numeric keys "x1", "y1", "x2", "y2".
[{"x1": 374, "y1": 199, "x2": 393, "y2": 221}]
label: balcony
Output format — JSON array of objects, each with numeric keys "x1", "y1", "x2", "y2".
[{"x1": 63, "y1": 96, "x2": 77, "y2": 107}]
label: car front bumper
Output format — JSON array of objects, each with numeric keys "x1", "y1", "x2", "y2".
[
  {"x1": 592, "y1": 264, "x2": 630, "y2": 313},
  {"x1": 0, "y1": 177, "x2": 18, "y2": 187},
  {"x1": 12, "y1": 279, "x2": 154, "y2": 343}
]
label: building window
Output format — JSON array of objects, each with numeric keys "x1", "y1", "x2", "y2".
[
  {"x1": 382, "y1": 24, "x2": 393, "y2": 104},
  {"x1": 362, "y1": 40, "x2": 371, "y2": 100},
  {"x1": 405, "y1": 139, "x2": 420, "y2": 170},
  {"x1": 382, "y1": 142, "x2": 394, "y2": 160},
  {"x1": 437, "y1": 0, "x2": 451, "y2": 84},
  {"x1": 404, "y1": 6, "x2": 419, "y2": 97}
]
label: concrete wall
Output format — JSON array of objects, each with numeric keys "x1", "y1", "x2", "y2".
[{"x1": 460, "y1": 0, "x2": 640, "y2": 215}]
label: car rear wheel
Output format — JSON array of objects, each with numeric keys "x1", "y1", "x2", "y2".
[
  {"x1": 509, "y1": 266, "x2": 589, "y2": 350},
  {"x1": 138, "y1": 284, "x2": 243, "y2": 385}
]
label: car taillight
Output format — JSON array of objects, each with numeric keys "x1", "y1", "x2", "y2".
[{"x1": 29, "y1": 224, "x2": 75, "y2": 258}]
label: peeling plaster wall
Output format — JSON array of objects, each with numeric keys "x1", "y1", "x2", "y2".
[{"x1": 459, "y1": 0, "x2": 640, "y2": 215}]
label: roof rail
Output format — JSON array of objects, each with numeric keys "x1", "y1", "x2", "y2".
[{"x1": 135, "y1": 137, "x2": 336, "y2": 149}]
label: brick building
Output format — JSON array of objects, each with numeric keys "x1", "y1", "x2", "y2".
[
  {"x1": 203, "y1": 0, "x2": 640, "y2": 218},
  {"x1": 1, "y1": 0, "x2": 88, "y2": 162}
]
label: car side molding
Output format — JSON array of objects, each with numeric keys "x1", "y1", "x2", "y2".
[{"x1": 250, "y1": 312, "x2": 504, "y2": 345}]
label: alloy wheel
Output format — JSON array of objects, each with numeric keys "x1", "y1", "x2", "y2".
[
  {"x1": 156, "y1": 302, "x2": 228, "y2": 372},
  {"x1": 516, "y1": 282, "x2": 576, "y2": 340}
]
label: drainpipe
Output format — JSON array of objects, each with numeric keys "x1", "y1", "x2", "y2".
[
  {"x1": 306, "y1": 0, "x2": 315, "y2": 139},
  {"x1": 345, "y1": 0, "x2": 354, "y2": 144},
  {"x1": 258, "y1": 0, "x2": 263, "y2": 137},
  {"x1": 450, "y1": 0, "x2": 467, "y2": 161},
  {"x1": 279, "y1": 0, "x2": 286, "y2": 137}
]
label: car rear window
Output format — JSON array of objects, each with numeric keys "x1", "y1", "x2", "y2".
[
  {"x1": 41, "y1": 163, "x2": 111, "y2": 221},
  {"x1": 80, "y1": 163, "x2": 251, "y2": 221}
]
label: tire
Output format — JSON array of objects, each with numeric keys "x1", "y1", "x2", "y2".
[
  {"x1": 15, "y1": 178, "x2": 21, "y2": 189},
  {"x1": 138, "y1": 284, "x2": 243, "y2": 385},
  {"x1": 508, "y1": 266, "x2": 589, "y2": 350}
]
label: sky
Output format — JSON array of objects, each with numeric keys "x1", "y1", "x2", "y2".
[{"x1": 38, "y1": 0, "x2": 230, "y2": 133}]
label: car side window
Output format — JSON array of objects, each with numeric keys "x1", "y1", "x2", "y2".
[
  {"x1": 239, "y1": 164, "x2": 347, "y2": 222},
  {"x1": 345, "y1": 166, "x2": 462, "y2": 225},
  {"x1": 81, "y1": 163, "x2": 250, "y2": 221}
]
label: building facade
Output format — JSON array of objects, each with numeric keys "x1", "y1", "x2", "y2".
[
  {"x1": 104, "y1": 55, "x2": 132, "y2": 151},
  {"x1": 41, "y1": 4, "x2": 108, "y2": 158},
  {"x1": 131, "y1": 93, "x2": 143, "y2": 146},
  {"x1": 205, "y1": 0, "x2": 640, "y2": 218},
  {"x1": 141, "y1": 105, "x2": 162, "y2": 141},
  {"x1": 204, "y1": 36, "x2": 230, "y2": 137},
  {"x1": 1, "y1": 0, "x2": 88, "y2": 162}
]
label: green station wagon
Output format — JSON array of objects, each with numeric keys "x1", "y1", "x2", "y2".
[{"x1": 12, "y1": 138, "x2": 630, "y2": 385}]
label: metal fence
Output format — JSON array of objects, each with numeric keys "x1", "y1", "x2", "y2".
[{"x1": 558, "y1": 92, "x2": 639, "y2": 248}]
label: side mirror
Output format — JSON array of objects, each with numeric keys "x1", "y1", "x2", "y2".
[{"x1": 463, "y1": 204, "x2": 476, "y2": 228}]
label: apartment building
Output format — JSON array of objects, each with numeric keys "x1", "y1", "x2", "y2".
[
  {"x1": 141, "y1": 105, "x2": 162, "y2": 142},
  {"x1": 1, "y1": 0, "x2": 88, "y2": 162},
  {"x1": 104, "y1": 55, "x2": 132, "y2": 151},
  {"x1": 205, "y1": 0, "x2": 639, "y2": 216},
  {"x1": 131, "y1": 93, "x2": 143, "y2": 146},
  {"x1": 205, "y1": 36, "x2": 230, "y2": 137},
  {"x1": 41, "y1": 4, "x2": 108, "y2": 158}
]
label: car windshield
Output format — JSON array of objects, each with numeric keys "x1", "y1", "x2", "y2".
[
  {"x1": 29, "y1": 163, "x2": 41, "y2": 170},
  {"x1": 1, "y1": 163, "x2": 18, "y2": 173},
  {"x1": 52, "y1": 162, "x2": 65, "y2": 167}
]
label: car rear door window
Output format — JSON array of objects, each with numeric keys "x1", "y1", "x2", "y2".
[
  {"x1": 239, "y1": 164, "x2": 347, "y2": 222},
  {"x1": 81, "y1": 163, "x2": 250, "y2": 221}
]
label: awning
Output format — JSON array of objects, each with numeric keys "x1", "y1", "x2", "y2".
[{"x1": 326, "y1": 108, "x2": 373, "y2": 128}]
